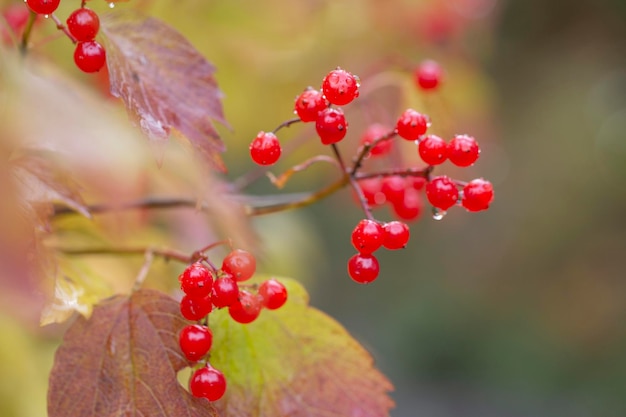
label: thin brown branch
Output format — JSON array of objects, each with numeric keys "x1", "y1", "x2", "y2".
[{"x1": 56, "y1": 246, "x2": 192, "y2": 263}]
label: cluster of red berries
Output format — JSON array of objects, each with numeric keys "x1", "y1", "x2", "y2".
[
  {"x1": 248, "y1": 65, "x2": 493, "y2": 284},
  {"x1": 177, "y1": 249, "x2": 287, "y2": 401},
  {"x1": 23, "y1": 0, "x2": 106, "y2": 73}
]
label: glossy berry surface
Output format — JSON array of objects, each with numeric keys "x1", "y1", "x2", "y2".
[
  {"x1": 462, "y1": 178, "x2": 494, "y2": 212},
  {"x1": 179, "y1": 262, "x2": 213, "y2": 298},
  {"x1": 315, "y1": 107, "x2": 348, "y2": 145},
  {"x1": 250, "y1": 131, "x2": 281, "y2": 166},
  {"x1": 222, "y1": 249, "x2": 256, "y2": 282},
  {"x1": 347, "y1": 254, "x2": 380, "y2": 284},
  {"x1": 294, "y1": 88, "x2": 328, "y2": 122},
  {"x1": 228, "y1": 290, "x2": 262, "y2": 324},
  {"x1": 179, "y1": 324, "x2": 213, "y2": 362},
  {"x1": 448, "y1": 134, "x2": 480, "y2": 167},
  {"x1": 357, "y1": 178, "x2": 384, "y2": 207},
  {"x1": 321, "y1": 68, "x2": 359, "y2": 106},
  {"x1": 418, "y1": 134, "x2": 447, "y2": 165},
  {"x1": 74, "y1": 41, "x2": 106, "y2": 73},
  {"x1": 391, "y1": 187, "x2": 423, "y2": 222},
  {"x1": 211, "y1": 275, "x2": 239, "y2": 308},
  {"x1": 180, "y1": 294, "x2": 212, "y2": 321},
  {"x1": 360, "y1": 123, "x2": 393, "y2": 157},
  {"x1": 26, "y1": 0, "x2": 60, "y2": 15},
  {"x1": 351, "y1": 219, "x2": 384, "y2": 255},
  {"x1": 383, "y1": 221, "x2": 410, "y2": 249},
  {"x1": 396, "y1": 109, "x2": 429, "y2": 141},
  {"x1": 66, "y1": 8, "x2": 100, "y2": 42},
  {"x1": 258, "y1": 279, "x2": 288, "y2": 310},
  {"x1": 189, "y1": 365, "x2": 227, "y2": 401},
  {"x1": 414, "y1": 60, "x2": 443, "y2": 91},
  {"x1": 425, "y1": 176, "x2": 459, "y2": 211}
]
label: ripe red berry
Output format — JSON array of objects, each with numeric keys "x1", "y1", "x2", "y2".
[
  {"x1": 74, "y1": 41, "x2": 106, "y2": 73},
  {"x1": 360, "y1": 123, "x2": 393, "y2": 157},
  {"x1": 25, "y1": 0, "x2": 60, "y2": 15},
  {"x1": 222, "y1": 249, "x2": 256, "y2": 282},
  {"x1": 315, "y1": 107, "x2": 348, "y2": 145},
  {"x1": 414, "y1": 60, "x2": 443, "y2": 91},
  {"x1": 448, "y1": 134, "x2": 480, "y2": 167},
  {"x1": 425, "y1": 176, "x2": 459, "y2": 211},
  {"x1": 180, "y1": 294, "x2": 212, "y2": 321},
  {"x1": 179, "y1": 262, "x2": 213, "y2": 298},
  {"x1": 228, "y1": 290, "x2": 262, "y2": 324},
  {"x1": 462, "y1": 178, "x2": 494, "y2": 212},
  {"x1": 418, "y1": 134, "x2": 447, "y2": 165},
  {"x1": 249, "y1": 131, "x2": 281, "y2": 166},
  {"x1": 381, "y1": 175, "x2": 406, "y2": 206},
  {"x1": 391, "y1": 187, "x2": 423, "y2": 222},
  {"x1": 321, "y1": 68, "x2": 359, "y2": 106},
  {"x1": 211, "y1": 275, "x2": 239, "y2": 308},
  {"x1": 396, "y1": 109, "x2": 429, "y2": 141},
  {"x1": 408, "y1": 176, "x2": 426, "y2": 190},
  {"x1": 2, "y1": 4, "x2": 31, "y2": 42},
  {"x1": 351, "y1": 219, "x2": 384, "y2": 255},
  {"x1": 347, "y1": 253, "x2": 380, "y2": 284},
  {"x1": 179, "y1": 324, "x2": 213, "y2": 362},
  {"x1": 383, "y1": 221, "x2": 410, "y2": 249},
  {"x1": 294, "y1": 88, "x2": 328, "y2": 122},
  {"x1": 189, "y1": 365, "x2": 227, "y2": 401},
  {"x1": 356, "y1": 178, "x2": 384, "y2": 206},
  {"x1": 258, "y1": 279, "x2": 288, "y2": 310},
  {"x1": 66, "y1": 8, "x2": 100, "y2": 42}
]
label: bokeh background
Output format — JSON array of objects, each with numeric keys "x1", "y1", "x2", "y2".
[{"x1": 2, "y1": 0, "x2": 626, "y2": 416}]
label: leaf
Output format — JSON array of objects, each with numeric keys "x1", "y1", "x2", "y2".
[
  {"x1": 101, "y1": 10, "x2": 228, "y2": 170},
  {"x1": 209, "y1": 277, "x2": 395, "y2": 417},
  {"x1": 48, "y1": 289, "x2": 218, "y2": 417}
]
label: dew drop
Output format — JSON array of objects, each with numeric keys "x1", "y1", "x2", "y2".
[
  {"x1": 108, "y1": 2, "x2": 115, "y2": 8},
  {"x1": 432, "y1": 207, "x2": 446, "y2": 221},
  {"x1": 44, "y1": 14, "x2": 49, "y2": 18}
]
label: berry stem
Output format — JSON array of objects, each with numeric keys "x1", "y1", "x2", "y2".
[
  {"x1": 19, "y1": 10, "x2": 38, "y2": 54},
  {"x1": 351, "y1": 129, "x2": 398, "y2": 175},
  {"x1": 267, "y1": 155, "x2": 340, "y2": 189},
  {"x1": 356, "y1": 165, "x2": 434, "y2": 181},
  {"x1": 50, "y1": 13, "x2": 77, "y2": 43},
  {"x1": 271, "y1": 117, "x2": 302, "y2": 134},
  {"x1": 331, "y1": 144, "x2": 375, "y2": 220}
]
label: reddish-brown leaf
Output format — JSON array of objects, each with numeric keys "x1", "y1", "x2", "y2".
[
  {"x1": 48, "y1": 289, "x2": 218, "y2": 417},
  {"x1": 101, "y1": 10, "x2": 228, "y2": 170}
]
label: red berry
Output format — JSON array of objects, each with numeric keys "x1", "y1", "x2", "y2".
[
  {"x1": 25, "y1": 0, "x2": 60, "y2": 15},
  {"x1": 381, "y1": 175, "x2": 406, "y2": 206},
  {"x1": 383, "y1": 221, "x2": 410, "y2": 249},
  {"x1": 315, "y1": 107, "x2": 348, "y2": 145},
  {"x1": 321, "y1": 68, "x2": 359, "y2": 106},
  {"x1": 179, "y1": 324, "x2": 213, "y2": 362},
  {"x1": 356, "y1": 178, "x2": 384, "y2": 206},
  {"x1": 249, "y1": 131, "x2": 281, "y2": 166},
  {"x1": 391, "y1": 187, "x2": 423, "y2": 222},
  {"x1": 415, "y1": 60, "x2": 443, "y2": 91},
  {"x1": 179, "y1": 262, "x2": 213, "y2": 298},
  {"x1": 448, "y1": 134, "x2": 480, "y2": 167},
  {"x1": 408, "y1": 176, "x2": 427, "y2": 190},
  {"x1": 228, "y1": 290, "x2": 262, "y2": 324},
  {"x1": 360, "y1": 123, "x2": 393, "y2": 157},
  {"x1": 2, "y1": 4, "x2": 31, "y2": 42},
  {"x1": 222, "y1": 249, "x2": 256, "y2": 282},
  {"x1": 418, "y1": 134, "x2": 447, "y2": 165},
  {"x1": 294, "y1": 88, "x2": 328, "y2": 122},
  {"x1": 425, "y1": 176, "x2": 459, "y2": 210},
  {"x1": 66, "y1": 8, "x2": 100, "y2": 42},
  {"x1": 396, "y1": 109, "x2": 429, "y2": 141},
  {"x1": 189, "y1": 365, "x2": 227, "y2": 401},
  {"x1": 211, "y1": 275, "x2": 239, "y2": 308},
  {"x1": 74, "y1": 41, "x2": 106, "y2": 73},
  {"x1": 180, "y1": 294, "x2": 212, "y2": 321},
  {"x1": 347, "y1": 253, "x2": 380, "y2": 284},
  {"x1": 351, "y1": 219, "x2": 384, "y2": 255},
  {"x1": 462, "y1": 178, "x2": 494, "y2": 212},
  {"x1": 258, "y1": 279, "x2": 288, "y2": 310}
]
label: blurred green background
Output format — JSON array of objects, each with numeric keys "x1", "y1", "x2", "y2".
[{"x1": 3, "y1": 0, "x2": 626, "y2": 416}]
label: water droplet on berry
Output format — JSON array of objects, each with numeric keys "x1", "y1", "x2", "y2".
[
  {"x1": 44, "y1": 14, "x2": 49, "y2": 18},
  {"x1": 432, "y1": 208, "x2": 446, "y2": 220},
  {"x1": 108, "y1": 2, "x2": 115, "y2": 8}
]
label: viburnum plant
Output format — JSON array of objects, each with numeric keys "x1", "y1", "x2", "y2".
[{"x1": 0, "y1": 1, "x2": 493, "y2": 416}]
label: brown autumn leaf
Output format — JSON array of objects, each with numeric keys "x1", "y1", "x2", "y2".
[
  {"x1": 100, "y1": 10, "x2": 228, "y2": 170},
  {"x1": 209, "y1": 277, "x2": 395, "y2": 417},
  {"x1": 48, "y1": 289, "x2": 218, "y2": 417}
]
